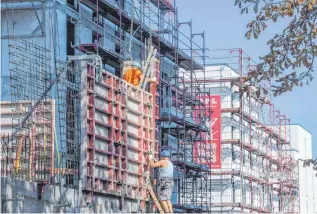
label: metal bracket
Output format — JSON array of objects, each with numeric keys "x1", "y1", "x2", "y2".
[
  {"x1": 114, "y1": 141, "x2": 124, "y2": 146},
  {"x1": 1, "y1": 196, "x2": 24, "y2": 202},
  {"x1": 31, "y1": 2, "x2": 44, "y2": 34},
  {"x1": 115, "y1": 88, "x2": 122, "y2": 94},
  {"x1": 31, "y1": 21, "x2": 45, "y2": 36},
  {"x1": 53, "y1": 201, "x2": 71, "y2": 208}
]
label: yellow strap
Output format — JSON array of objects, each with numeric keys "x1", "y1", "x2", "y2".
[
  {"x1": 29, "y1": 124, "x2": 36, "y2": 180},
  {"x1": 14, "y1": 134, "x2": 25, "y2": 174}
]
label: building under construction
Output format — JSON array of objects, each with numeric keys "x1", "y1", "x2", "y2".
[
  {"x1": 182, "y1": 49, "x2": 300, "y2": 213},
  {"x1": 0, "y1": 0, "x2": 299, "y2": 213}
]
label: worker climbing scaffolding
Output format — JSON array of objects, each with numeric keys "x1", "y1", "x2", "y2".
[{"x1": 149, "y1": 150, "x2": 174, "y2": 213}]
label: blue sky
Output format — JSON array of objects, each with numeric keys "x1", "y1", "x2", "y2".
[{"x1": 176, "y1": 0, "x2": 317, "y2": 157}]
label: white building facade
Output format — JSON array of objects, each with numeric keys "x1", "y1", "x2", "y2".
[
  {"x1": 290, "y1": 125, "x2": 317, "y2": 214},
  {"x1": 182, "y1": 61, "x2": 300, "y2": 212}
]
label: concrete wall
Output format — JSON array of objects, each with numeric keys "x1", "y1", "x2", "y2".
[
  {"x1": 0, "y1": 177, "x2": 131, "y2": 213},
  {"x1": 1, "y1": 4, "x2": 44, "y2": 101},
  {"x1": 1, "y1": 1, "x2": 67, "y2": 101},
  {"x1": 1, "y1": 177, "x2": 88, "y2": 213},
  {"x1": 290, "y1": 125, "x2": 317, "y2": 214}
]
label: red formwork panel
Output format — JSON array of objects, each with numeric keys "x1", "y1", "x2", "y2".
[{"x1": 84, "y1": 61, "x2": 159, "y2": 211}]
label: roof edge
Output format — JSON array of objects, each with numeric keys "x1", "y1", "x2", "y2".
[{"x1": 290, "y1": 124, "x2": 312, "y2": 135}]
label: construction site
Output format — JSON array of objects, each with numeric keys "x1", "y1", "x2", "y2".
[{"x1": 0, "y1": 0, "x2": 300, "y2": 213}]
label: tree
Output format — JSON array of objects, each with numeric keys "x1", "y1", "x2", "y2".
[
  {"x1": 235, "y1": 0, "x2": 317, "y2": 96},
  {"x1": 301, "y1": 157, "x2": 317, "y2": 177}
]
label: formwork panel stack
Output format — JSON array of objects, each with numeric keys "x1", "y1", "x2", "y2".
[{"x1": 81, "y1": 61, "x2": 159, "y2": 212}]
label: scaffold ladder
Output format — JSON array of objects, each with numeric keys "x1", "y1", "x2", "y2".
[{"x1": 140, "y1": 43, "x2": 157, "y2": 90}]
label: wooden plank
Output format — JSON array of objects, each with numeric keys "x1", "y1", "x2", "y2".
[{"x1": 147, "y1": 184, "x2": 164, "y2": 214}]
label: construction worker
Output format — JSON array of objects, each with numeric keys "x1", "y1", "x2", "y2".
[
  {"x1": 149, "y1": 150, "x2": 174, "y2": 213},
  {"x1": 122, "y1": 61, "x2": 156, "y2": 86}
]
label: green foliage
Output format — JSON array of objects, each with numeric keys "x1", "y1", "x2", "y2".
[
  {"x1": 235, "y1": 0, "x2": 317, "y2": 96},
  {"x1": 300, "y1": 158, "x2": 317, "y2": 176}
]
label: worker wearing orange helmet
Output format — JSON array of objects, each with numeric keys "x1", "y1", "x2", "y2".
[{"x1": 122, "y1": 61, "x2": 156, "y2": 86}]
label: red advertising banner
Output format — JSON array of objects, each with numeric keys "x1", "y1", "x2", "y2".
[{"x1": 193, "y1": 95, "x2": 221, "y2": 169}]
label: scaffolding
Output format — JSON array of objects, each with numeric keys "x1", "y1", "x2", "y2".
[
  {"x1": 55, "y1": 60, "x2": 82, "y2": 187},
  {"x1": 68, "y1": 0, "x2": 212, "y2": 212},
  {"x1": 0, "y1": 0, "x2": 304, "y2": 213},
  {"x1": 159, "y1": 80, "x2": 213, "y2": 212},
  {"x1": 2, "y1": 0, "x2": 212, "y2": 212},
  {"x1": 182, "y1": 48, "x2": 300, "y2": 213}
]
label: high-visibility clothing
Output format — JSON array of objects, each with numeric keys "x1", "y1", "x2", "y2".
[{"x1": 122, "y1": 67, "x2": 143, "y2": 86}]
